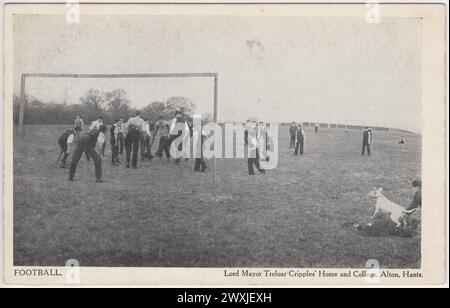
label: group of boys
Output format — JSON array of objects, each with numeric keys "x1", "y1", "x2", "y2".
[
  {"x1": 60, "y1": 116, "x2": 107, "y2": 182},
  {"x1": 288, "y1": 122, "x2": 306, "y2": 155},
  {"x1": 58, "y1": 110, "x2": 209, "y2": 182},
  {"x1": 60, "y1": 114, "x2": 379, "y2": 182}
]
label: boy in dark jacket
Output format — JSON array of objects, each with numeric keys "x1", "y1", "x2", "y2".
[
  {"x1": 362, "y1": 127, "x2": 373, "y2": 155},
  {"x1": 69, "y1": 125, "x2": 107, "y2": 183},
  {"x1": 58, "y1": 127, "x2": 81, "y2": 168},
  {"x1": 294, "y1": 124, "x2": 305, "y2": 155},
  {"x1": 408, "y1": 180, "x2": 422, "y2": 210},
  {"x1": 110, "y1": 119, "x2": 120, "y2": 166},
  {"x1": 289, "y1": 122, "x2": 297, "y2": 148},
  {"x1": 193, "y1": 116, "x2": 208, "y2": 172}
]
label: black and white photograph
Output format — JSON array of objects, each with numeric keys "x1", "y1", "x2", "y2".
[{"x1": 2, "y1": 2, "x2": 447, "y2": 286}]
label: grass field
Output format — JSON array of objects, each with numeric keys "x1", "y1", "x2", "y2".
[{"x1": 13, "y1": 125, "x2": 421, "y2": 268}]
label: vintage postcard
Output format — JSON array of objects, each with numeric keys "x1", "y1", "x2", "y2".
[{"x1": 1, "y1": 2, "x2": 447, "y2": 287}]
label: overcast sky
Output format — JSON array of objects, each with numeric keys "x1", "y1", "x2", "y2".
[{"x1": 13, "y1": 14, "x2": 422, "y2": 132}]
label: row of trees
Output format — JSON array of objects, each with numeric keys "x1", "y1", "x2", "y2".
[{"x1": 13, "y1": 88, "x2": 208, "y2": 125}]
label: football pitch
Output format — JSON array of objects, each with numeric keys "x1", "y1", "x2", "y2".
[{"x1": 13, "y1": 125, "x2": 421, "y2": 268}]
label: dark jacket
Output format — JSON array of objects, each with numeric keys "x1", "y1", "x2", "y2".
[
  {"x1": 58, "y1": 129, "x2": 75, "y2": 148},
  {"x1": 79, "y1": 128, "x2": 100, "y2": 148},
  {"x1": 110, "y1": 124, "x2": 118, "y2": 144},
  {"x1": 363, "y1": 129, "x2": 372, "y2": 144},
  {"x1": 289, "y1": 125, "x2": 297, "y2": 136},
  {"x1": 408, "y1": 190, "x2": 422, "y2": 210},
  {"x1": 74, "y1": 119, "x2": 83, "y2": 128},
  {"x1": 296, "y1": 128, "x2": 305, "y2": 142}
]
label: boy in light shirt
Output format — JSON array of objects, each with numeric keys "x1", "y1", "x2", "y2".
[
  {"x1": 140, "y1": 118, "x2": 153, "y2": 161},
  {"x1": 124, "y1": 110, "x2": 144, "y2": 168},
  {"x1": 67, "y1": 127, "x2": 81, "y2": 155},
  {"x1": 89, "y1": 116, "x2": 103, "y2": 132},
  {"x1": 96, "y1": 127, "x2": 106, "y2": 157}
]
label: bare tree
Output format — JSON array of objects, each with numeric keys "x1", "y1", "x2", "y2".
[
  {"x1": 141, "y1": 101, "x2": 166, "y2": 121},
  {"x1": 106, "y1": 89, "x2": 130, "y2": 113},
  {"x1": 165, "y1": 96, "x2": 196, "y2": 118},
  {"x1": 79, "y1": 89, "x2": 106, "y2": 112}
]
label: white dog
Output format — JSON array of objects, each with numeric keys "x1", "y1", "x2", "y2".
[{"x1": 369, "y1": 187, "x2": 417, "y2": 228}]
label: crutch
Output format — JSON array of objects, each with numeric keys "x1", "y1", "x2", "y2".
[{"x1": 56, "y1": 150, "x2": 64, "y2": 165}]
